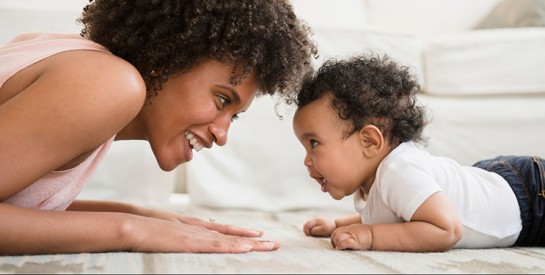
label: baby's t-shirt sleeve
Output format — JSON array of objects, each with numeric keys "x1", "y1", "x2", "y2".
[{"x1": 375, "y1": 155, "x2": 443, "y2": 221}]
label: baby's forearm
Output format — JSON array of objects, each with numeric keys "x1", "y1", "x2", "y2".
[
  {"x1": 335, "y1": 214, "x2": 361, "y2": 228},
  {"x1": 368, "y1": 221, "x2": 461, "y2": 252}
]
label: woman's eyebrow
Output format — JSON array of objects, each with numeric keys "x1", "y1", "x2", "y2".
[{"x1": 215, "y1": 84, "x2": 241, "y2": 104}]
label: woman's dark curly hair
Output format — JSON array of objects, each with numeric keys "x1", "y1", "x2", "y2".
[
  {"x1": 78, "y1": 0, "x2": 317, "y2": 103},
  {"x1": 297, "y1": 53, "x2": 428, "y2": 146}
]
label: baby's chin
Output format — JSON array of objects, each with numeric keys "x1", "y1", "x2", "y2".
[{"x1": 328, "y1": 191, "x2": 346, "y2": 201}]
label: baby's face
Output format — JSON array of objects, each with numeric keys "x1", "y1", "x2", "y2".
[{"x1": 292, "y1": 95, "x2": 368, "y2": 200}]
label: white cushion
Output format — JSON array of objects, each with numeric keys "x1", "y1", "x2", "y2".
[
  {"x1": 312, "y1": 28, "x2": 424, "y2": 85},
  {"x1": 292, "y1": 0, "x2": 369, "y2": 30},
  {"x1": 418, "y1": 93, "x2": 545, "y2": 165},
  {"x1": 365, "y1": 0, "x2": 500, "y2": 36},
  {"x1": 423, "y1": 28, "x2": 545, "y2": 95}
]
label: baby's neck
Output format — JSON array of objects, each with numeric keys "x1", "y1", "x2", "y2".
[{"x1": 360, "y1": 141, "x2": 396, "y2": 195}]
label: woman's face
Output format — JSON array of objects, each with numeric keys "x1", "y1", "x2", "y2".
[{"x1": 136, "y1": 59, "x2": 258, "y2": 171}]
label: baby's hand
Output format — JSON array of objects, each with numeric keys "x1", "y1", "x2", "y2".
[
  {"x1": 303, "y1": 217, "x2": 337, "y2": 237},
  {"x1": 330, "y1": 224, "x2": 372, "y2": 250}
]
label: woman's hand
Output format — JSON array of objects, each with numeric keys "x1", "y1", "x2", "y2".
[
  {"x1": 125, "y1": 214, "x2": 280, "y2": 253},
  {"x1": 176, "y1": 215, "x2": 266, "y2": 238},
  {"x1": 66, "y1": 200, "x2": 280, "y2": 253},
  {"x1": 303, "y1": 217, "x2": 337, "y2": 237},
  {"x1": 134, "y1": 206, "x2": 265, "y2": 238}
]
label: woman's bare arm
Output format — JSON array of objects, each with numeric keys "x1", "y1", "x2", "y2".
[{"x1": 0, "y1": 203, "x2": 279, "y2": 255}]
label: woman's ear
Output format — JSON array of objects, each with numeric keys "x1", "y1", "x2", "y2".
[{"x1": 358, "y1": 125, "x2": 385, "y2": 158}]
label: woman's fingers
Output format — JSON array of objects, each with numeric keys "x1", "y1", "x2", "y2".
[
  {"x1": 189, "y1": 236, "x2": 280, "y2": 253},
  {"x1": 209, "y1": 223, "x2": 264, "y2": 237},
  {"x1": 180, "y1": 220, "x2": 280, "y2": 252},
  {"x1": 131, "y1": 216, "x2": 281, "y2": 253},
  {"x1": 246, "y1": 240, "x2": 281, "y2": 252},
  {"x1": 179, "y1": 216, "x2": 264, "y2": 237}
]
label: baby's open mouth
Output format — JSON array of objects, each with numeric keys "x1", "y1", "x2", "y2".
[{"x1": 320, "y1": 178, "x2": 327, "y2": 192}]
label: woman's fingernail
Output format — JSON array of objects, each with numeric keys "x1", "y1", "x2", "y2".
[
  {"x1": 250, "y1": 230, "x2": 262, "y2": 236},
  {"x1": 240, "y1": 245, "x2": 253, "y2": 252},
  {"x1": 262, "y1": 242, "x2": 275, "y2": 249}
]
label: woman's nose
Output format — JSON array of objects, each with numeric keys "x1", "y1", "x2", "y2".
[{"x1": 209, "y1": 117, "x2": 231, "y2": 146}]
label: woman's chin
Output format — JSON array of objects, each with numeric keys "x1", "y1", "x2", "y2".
[{"x1": 156, "y1": 154, "x2": 183, "y2": 172}]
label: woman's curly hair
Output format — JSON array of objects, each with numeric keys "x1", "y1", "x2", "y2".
[
  {"x1": 78, "y1": 0, "x2": 317, "y2": 103},
  {"x1": 297, "y1": 53, "x2": 428, "y2": 146}
]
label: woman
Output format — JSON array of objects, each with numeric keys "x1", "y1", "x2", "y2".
[{"x1": 0, "y1": 0, "x2": 317, "y2": 255}]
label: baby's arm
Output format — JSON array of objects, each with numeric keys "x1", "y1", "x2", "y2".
[
  {"x1": 331, "y1": 191, "x2": 463, "y2": 252},
  {"x1": 304, "y1": 214, "x2": 361, "y2": 237}
]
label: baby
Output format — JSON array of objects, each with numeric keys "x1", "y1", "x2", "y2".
[{"x1": 292, "y1": 53, "x2": 545, "y2": 252}]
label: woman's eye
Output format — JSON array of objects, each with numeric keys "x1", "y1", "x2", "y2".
[
  {"x1": 218, "y1": 96, "x2": 229, "y2": 108},
  {"x1": 310, "y1": 139, "x2": 318, "y2": 149},
  {"x1": 231, "y1": 114, "x2": 240, "y2": 122}
]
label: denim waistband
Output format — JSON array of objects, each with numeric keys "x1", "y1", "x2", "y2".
[{"x1": 473, "y1": 155, "x2": 545, "y2": 246}]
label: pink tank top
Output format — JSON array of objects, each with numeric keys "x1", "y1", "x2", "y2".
[{"x1": 1, "y1": 33, "x2": 115, "y2": 211}]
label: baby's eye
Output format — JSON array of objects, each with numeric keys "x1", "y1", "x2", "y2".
[
  {"x1": 231, "y1": 114, "x2": 240, "y2": 122},
  {"x1": 310, "y1": 139, "x2": 318, "y2": 149}
]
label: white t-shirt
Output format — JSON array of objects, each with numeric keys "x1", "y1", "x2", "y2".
[{"x1": 353, "y1": 142, "x2": 522, "y2": 248}]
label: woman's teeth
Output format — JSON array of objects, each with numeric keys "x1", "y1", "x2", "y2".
[{"x1": 185, "y1": 132, "x2": 203, "y2": 152}]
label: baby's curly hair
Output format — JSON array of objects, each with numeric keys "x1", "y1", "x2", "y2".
[
  {"x1": 297, "y1": 53, "x2": 428, "y2": 146},
  {"x1": 78, "y1": 0, "x2": 317, "y2": 103}
]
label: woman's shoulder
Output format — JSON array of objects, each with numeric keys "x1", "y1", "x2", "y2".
[
  {"x1": 15, "y1": 48, "x2": 147, "y2": 150},
  {"x1": 44, "y1": 50, "x2": 147, "y2": 141},
  {"x1": 47, "y1": 49, "x2": 147, "y2": 111},
  {"x1": 0, "y1": 47, "x2": 147, "y2": 193}
]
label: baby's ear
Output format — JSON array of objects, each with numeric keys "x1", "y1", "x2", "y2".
[{"x1": 358, "y1": 125, "x2": 385, "y2": 158}]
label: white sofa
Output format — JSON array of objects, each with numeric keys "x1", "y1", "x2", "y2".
[{"x1": 2, "y1": 0, "x2": 545, "y2": 212}]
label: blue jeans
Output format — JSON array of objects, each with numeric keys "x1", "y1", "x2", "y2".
[{"x1": 473, "y1": 155, "x2": 545, "y2": 246}]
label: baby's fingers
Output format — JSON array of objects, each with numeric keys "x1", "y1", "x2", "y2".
[
  {"x1": 333, "y1": 234, "x2": 359, "y2": 250},
  {"x1": 331, "y1": 230, "x2": 368, "y2": 251},
  {"x1": 303, "y1": 220, "x2": 317, "y2": 236},
  {"x1": 305, "y1": 219, "x2": 334, "y2": 237}
]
